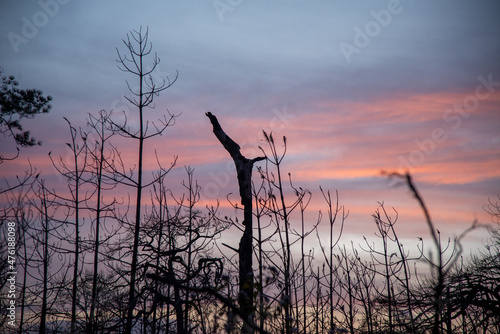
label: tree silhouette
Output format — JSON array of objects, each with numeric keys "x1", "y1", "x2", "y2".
[
  {"x1": 0, "y1": 68, "x2": 51, "y2": 161},
  {"x1": 111, "y1": 26, "x2": 178, "y2": 334},
  {"x1": 206, "y1": 112, "x2": 265, "y2": 333}
]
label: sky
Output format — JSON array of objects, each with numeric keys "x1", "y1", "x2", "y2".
[{"x1": 1, "y1": 1, "x2": 499, "y2": 254}]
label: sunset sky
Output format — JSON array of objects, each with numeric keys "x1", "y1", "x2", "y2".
[{"x1": 1, "y1": 1, "x2": 499, "y2": 253}]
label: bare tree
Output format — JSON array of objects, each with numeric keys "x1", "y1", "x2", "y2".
[
  {"x1": 144, "y1": 167, "x2": 229, "y2": 333},
  {"x1": 317, "y1": 188, "x2": 346, "y2": 333},
  {"x1": 385, "y1": 172, "x2": 477, "y2": 334},
  {"x1": 206, "y1": 112, "x2": 265, "y2": 333},
  {"x1": 257, "y1": 132, "x2": 295, "y2": 333},
  {"x1": 48, "y1": 117, "x2": 90, "y2": 333},
  {"x1": 108, "y1": 26, "x2": 178, "y2": 334},
  {"x1": 22, "y1": 179, "x2": 70, "y2": 333},
  {"x1": 85, "y1": 110, "x2": 119, "y2": 333}
]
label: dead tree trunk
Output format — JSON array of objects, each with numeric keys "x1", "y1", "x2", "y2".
[{"x1": 206, "y1": 112, "x2": 264, "y2": 333}]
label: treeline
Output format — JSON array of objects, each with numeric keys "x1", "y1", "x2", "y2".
[{"x1": 1, "y1": 28, "x2": 499, "y2": 334}]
